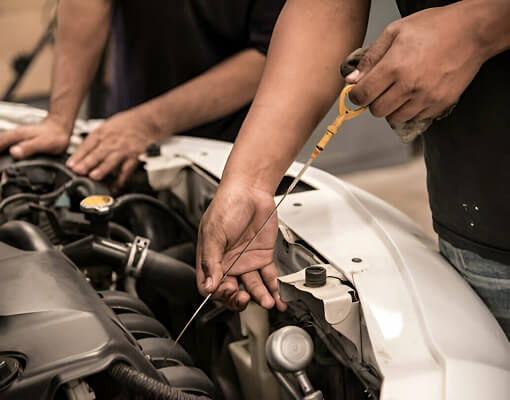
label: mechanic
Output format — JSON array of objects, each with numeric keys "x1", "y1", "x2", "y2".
[
  {"x1": 0, "y1": 0, "x2": 284, "y2": 188},
  {"x1": 196, "y1": 0, "x2": 510, "y2": 340}
]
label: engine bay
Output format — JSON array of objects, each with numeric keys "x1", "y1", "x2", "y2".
[{"x1": 0, "y1": 153, "x2": 380, "y2": 400}]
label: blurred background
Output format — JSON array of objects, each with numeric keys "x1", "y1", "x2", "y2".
[{"x1": 0, "y1": 0, "x2": 433, "y2": 238}]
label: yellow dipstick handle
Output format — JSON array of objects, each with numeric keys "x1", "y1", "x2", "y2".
[
  {"x1": 174, "y1": 85, "x2": 366, "y2": 346},
  {"x1": 311, "y1": 84, "x2": 367, "y2": 159}
]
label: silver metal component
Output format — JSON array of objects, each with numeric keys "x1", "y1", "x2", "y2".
[
  {"x1": 303, "y1": 390, "x2": 325, "y2": 400},
  {"x1": 265, "y1": 326, "x2": 314, "y2": 373},
  {"x1": 295, "y1": 371, "x2": 314, "y2": 395},
  {"x1": 125, "y1": 236, "x2": 151, "y2": 279},
  {"x1": 265, "y1": 326, "x2": 323, "y2": 400},
  {"x1": 174, "y1": 292, "x2": 212, "y2": 344},
  {"x1": 174, "y1": 158, "x2": 315, "y2": 344}
]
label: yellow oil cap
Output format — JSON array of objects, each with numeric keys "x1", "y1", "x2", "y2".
[{"x1": 80, "y1": 195, "x2": 115, "y2": 215}]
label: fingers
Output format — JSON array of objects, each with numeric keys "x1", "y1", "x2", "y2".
[
  {"x1": 211, "y1": 276, "x2": 238, "y2": 302},
  {"x1": 66, "y1": 134, "x2": 99, "y2": 170},
  {"x1": 345, "y1": 22, "x2": 398, "y2": 84},
  {"x1": 70, "y1": 142, "x2": 109, "y2": 176},
  {"x1": 0, "y1": 128, "x2": 30, "y2": 154},
  {"x1": 240, "y1": 271, "x2": 275, "y2": 309},
  {"x1": 348, "y1": 53, "x2": 396, "y2": 107},
  {"x1": 387, "y1": 98, "x2": 423, "y2": 125},
  {"x1": 114, "y1": 158, "x2": 138, "y2": 189},
  {"x1": 213, "y1": 266, "x2": 286, "y2": 312},
  {"x1": 0, "y1": 127, "x2": 68, "y2": 159},
  {"x1": 89, "y1": 152, "x2": 124, "y2": 181},
  {"x1": 260, "y1": 264, "x2": 286, "y2": 311},
  {"x1": 368, "y1": 82, "x2": 410, "y2": 118},
  {"x1": 196, "y1": 221, "x2": 226, "y2": 297},
  {"x1": 210, "y1": 267, "x2": 285, "y2": 313},
  {"x1": 10, "y1": 134, "x2": 58, "y2": 159},
  {"x1": 227, "y1": 290, "x2": 251, "y2": 312},
  {"x1": 346, "y1": 23, "x2": 400, "y2": 108}
]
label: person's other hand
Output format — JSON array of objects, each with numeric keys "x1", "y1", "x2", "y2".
[
  {"x1": 0, "y1": 117, "x2": 70, "y2": 159},
  {"x1": 196, "y1": 182, "x2": 287, "y2": 312},
  {"x1": 345, "y1": 4, "x2": 487, "y2": 125},
  {"x1": 66, "y1": 108, "x2": 160, "y2": 188}
]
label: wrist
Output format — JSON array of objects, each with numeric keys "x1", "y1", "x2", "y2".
[
  {"x1": 457, "y1": 0, "x2": 510, "y2": 62},
  {"x1": 217, "y1": 174, "x2": 276, "y2": 203},
  {"x1": 136, "y1": 101, "x2": 174, "y2": 142},
  {"x1": 221, "y1": 155, "x2": 283, "y2": 195},
  {"x1": 44, "y1": 114, "x2": 74, "y2": 137}
]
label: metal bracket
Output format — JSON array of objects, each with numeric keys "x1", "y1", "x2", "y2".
[{"x1": 125, "y1": 236, "x2": 151, "y2": 279}]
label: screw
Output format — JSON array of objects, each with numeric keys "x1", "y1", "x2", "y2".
[{"x1": 351, "y1": 257, "x2": 362, "y2": 263}]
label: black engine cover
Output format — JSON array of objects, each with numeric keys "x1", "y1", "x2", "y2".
[{"x1": 0, "y1": 242, "x2": 159, "y2": 399}]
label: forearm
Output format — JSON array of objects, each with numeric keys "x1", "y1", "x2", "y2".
[
  {"x1": 221, "y1": 0, "x2": 370, "y2": 194},
  {"x1": 138, "y1": 49, "x2": 266, "y2": 141},
  {"x1": 463, "y1": 0, "x2": 510, "y2": 60},
  {"x1": 48, "y1": 0, "x2": 112, "y2": 132}
]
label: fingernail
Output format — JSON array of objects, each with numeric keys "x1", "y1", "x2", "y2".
[
  {"x1": 345, "y1": 69, "x2": 360, "y2": 83},
  {"x1": 66, "y1": 159, "x2": 74, "y2": 168},
  {"x1": 10, "y1": 146, "x2": 22, "y2": 158},
  {"x1": 89, "y1": 170, "x2": 99, "y2": 180},
  {"x1": 204, "y1": 277, "x2": 213, "y2": 291}
]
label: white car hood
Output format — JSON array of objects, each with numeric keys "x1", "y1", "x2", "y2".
[{"x1": 146, "y1": 136, "x2": 510, "y2": 400}]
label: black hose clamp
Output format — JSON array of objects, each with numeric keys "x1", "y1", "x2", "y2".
[{"x1": 125, "y1": 236, "x2": 151, "y2": 279}]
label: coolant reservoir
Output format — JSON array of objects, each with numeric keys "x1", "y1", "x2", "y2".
[{"x1": 278, "y1": 264, "x2": 361, "y2": 355}]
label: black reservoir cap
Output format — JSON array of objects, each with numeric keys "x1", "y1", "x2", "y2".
[{"x1": 305, "y1": 265, "x2": 327, "y2": 287}]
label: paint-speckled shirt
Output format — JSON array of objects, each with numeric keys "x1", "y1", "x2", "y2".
[{"x1": 397, "y1": 0, "x2": 510, "y2": 264}]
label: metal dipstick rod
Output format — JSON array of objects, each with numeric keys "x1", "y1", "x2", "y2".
[{"x1": 174, "y1": 85, "x2": 366, "y2": 345}]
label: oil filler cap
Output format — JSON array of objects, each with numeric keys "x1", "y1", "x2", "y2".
[
  {"x1": 80, "y1": 195, "x2": 115, "y2": 215},
  {"x1": 305, "y1": 265, "x2": 327, "y2": 287}
]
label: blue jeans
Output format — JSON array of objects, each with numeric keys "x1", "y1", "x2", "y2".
[{"x1": 439, "y1": 238, "x2": 510, "y2": 340}]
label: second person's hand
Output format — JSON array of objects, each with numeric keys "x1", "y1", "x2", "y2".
[
  {"x1": 345, "y1": 3, "x2": 490, "y2": 125},
  {"x1": 0, "y1": 117, "x2": 70, "y2": 159},
  {"x1": 66, "y1": 107, "x2": 162, "y2": 188},
  {"x1": 196, "y1": 181, "x2": 287, "y2": 312}
]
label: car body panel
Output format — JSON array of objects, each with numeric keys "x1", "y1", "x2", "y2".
[{"x1": 147, "y1": 136, "x2": 510, "y2": 400}]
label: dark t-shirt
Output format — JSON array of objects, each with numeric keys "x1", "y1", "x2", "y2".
[
  {"x1": 396, "y1": 0, "x2": 510, "y2": 263},
  {"x1": 109, "y1": 0, "x2": 284, "y2": 142}
]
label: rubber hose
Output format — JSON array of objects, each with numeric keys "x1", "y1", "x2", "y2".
[
  {"x1": 8, "y1": 159, "x2": 75, "y2": 179},
  {"x1": 109, "y1": 222, "x2": 136, "y2": 243},
  {"x1": 0, "y1": 176, "x2": 94, "y2": 211},
  {"x1": 0, "y1": 220, "x2": 53, "y2": 251},
  {"x1": 140, "y1": 251, "x2": 200, "y2": 305},
  {"x1": 108, "y1": 363, "x2": 210, "y2": 400},
  {"x1": 114, "y1": 194, "x2": 196, "y2": 242}
]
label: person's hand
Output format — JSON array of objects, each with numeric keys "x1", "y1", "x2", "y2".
[
  {"x1": 0, "y1": 117, "x2": 70, "y2": 159},
  {"x1": 66, "y1": 107, "x2": 161, "y2": 188},
  {"x1": 345, "y1": 4, "x2": 488, "y2": 125},
  {"x1": 196, "y1": 182, "x2": 287, "y2": 312}
]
